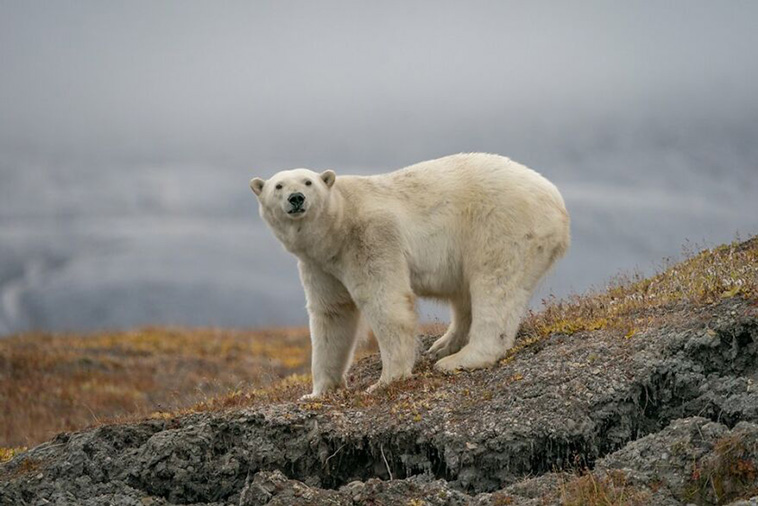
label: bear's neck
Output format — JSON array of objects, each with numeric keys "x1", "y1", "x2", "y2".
[{"x1": 278, "y1": 187, "x2": 347, "y2": 264}]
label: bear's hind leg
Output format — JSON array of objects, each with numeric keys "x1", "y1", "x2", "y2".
[
  {"x1": 435, "y1": 279, "x2": 530, "y2": 372},
  {"x1": 427, "y1": 294, "x2": 472, "y2": 360},
  {"x1": 435, "y1": 237, "x2": 561, "y2": 372}
]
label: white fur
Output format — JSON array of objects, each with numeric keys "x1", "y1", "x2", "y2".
[{"x1": 250, "y1": 153, "x2": 570, "y2": 397}]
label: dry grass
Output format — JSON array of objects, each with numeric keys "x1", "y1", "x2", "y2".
[
  {"x1": 686, "y1": 430, "x2": 758, "y2": 504},
  {"x1": 0, "y1": 326, "x2": 313, "y2": 448},
  {"x1": 559, "y1": 470, "x2": 651, "y2": 506},
  {"x1": 519, "y1": 236, "x2": 758, "y2": 344},
  {"x1": 189, "y1": 237, "x2": 758, "y2": 416},
  {"x1": 1, "y1": 237, "x2": 756, "y2": 451}
]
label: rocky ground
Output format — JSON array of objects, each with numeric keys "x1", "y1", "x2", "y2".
[
  {"x1": 2, "y1": 242, "x2": 758, "y2": 505},
  {"x1": 1, "y1": 297, "x2": 756, "y2": 505}
]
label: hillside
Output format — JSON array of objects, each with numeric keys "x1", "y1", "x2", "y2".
[
  {"x1": 0, "y1": 327, "x2": 317, "y2": 449},
  {"x1": 1, "y1": 238, "x2": 757, "y2": 505}
]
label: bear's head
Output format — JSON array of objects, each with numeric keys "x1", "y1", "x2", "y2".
[{"x1": 250, "y1": 168, "x2": 336, "y2": 226}]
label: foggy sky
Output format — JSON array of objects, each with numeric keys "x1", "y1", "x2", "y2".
[
  {"x1": 2, "y1": 1, "x2": 757, "y2": 167},
  {"x1": 1, "y1": 2, "x2": 757, "y2": 334}
]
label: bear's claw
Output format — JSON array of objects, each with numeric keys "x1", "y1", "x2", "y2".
[
  {"x1": 435, "y1": 346, "x2": 494, "y2": 372},
  {"x1": 366, "y1": 381, "x2": 387, "y2": 394},
  {"x1": 426, "y1": 334, "x2": 465, "y2": 361}
]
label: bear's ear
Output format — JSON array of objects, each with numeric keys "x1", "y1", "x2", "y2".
[
  {"x1": 250, "y1": 177, "x2": 265, "y2": 196},
  {"x1": 320, "y1": 170, "x2": 336, "y2": 189}
]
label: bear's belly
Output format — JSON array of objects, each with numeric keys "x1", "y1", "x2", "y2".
[
  {"x1": 406, "y1": 245, "x2": 463, "y2": 298},
  {"x1": 409, "y1": 270, "x2": 461, "y2": 298}
]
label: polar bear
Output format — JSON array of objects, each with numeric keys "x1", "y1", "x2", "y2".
[{"x1": 250, "y1": 153, "x2": 569, "y2": 397}]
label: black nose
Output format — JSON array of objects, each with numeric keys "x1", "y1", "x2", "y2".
[{"x1": 288, "y1": 192, "x2": 305, "y2": 207}]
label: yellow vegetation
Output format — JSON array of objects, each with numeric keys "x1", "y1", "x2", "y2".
[
  {"x1": 521, "y1": 237, "x2": 758, "y2": 342},
  {"x1": 0, "y1": 447, "x2": 27, "y2": 463},
  {"x1": 0, "y1": 327, "x2": 312, "y2": 447},
  {"x1": 1, "y1": 237, "x2": 755, "y2": 450}
]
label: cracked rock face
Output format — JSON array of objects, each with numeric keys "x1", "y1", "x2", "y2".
[{"x1": 1, "y1": 299, "x2": 757, "y2": 505}]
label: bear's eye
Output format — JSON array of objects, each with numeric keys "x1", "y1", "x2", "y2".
[
  {"x1": 275, "y1": 184, "x2": 283, "y2": 190},
  {"x1": 305, "y1": 180, "x2": 312, "y2": 186}
]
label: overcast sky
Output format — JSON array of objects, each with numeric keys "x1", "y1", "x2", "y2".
[
  {"x1": 2, "y1": 1, "x2": 757, "y2": 167},
  {"x1": 1, "y1": 2, "x2": 757, "y2": 334}
]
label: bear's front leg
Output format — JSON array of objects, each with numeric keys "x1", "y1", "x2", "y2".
[
  {"x1": 352, "y1": 286, "x2": 417, "y2": 393},
  {"x1": 342, "y1": 221, "x2": 418, "y2": 392},
  {"x1": 299, "y1": 262, "x2": 362, "y2": 399},
  {"x1": 303, "y1": 303, "x2": 361, "y2": 398}
]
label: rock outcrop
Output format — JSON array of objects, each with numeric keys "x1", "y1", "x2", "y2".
[{"x1": 2, "y1": 296, "x2": 756, "y2": 505}]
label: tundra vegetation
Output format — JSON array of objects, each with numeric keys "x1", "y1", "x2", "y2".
[{"x1": 1, "y1": 237, "x2": 757, "y2": 505}]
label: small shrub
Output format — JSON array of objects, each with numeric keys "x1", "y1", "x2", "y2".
[
  {"x1": 560, "y1": 470, "x2": 651, "y2": 506},
  {"x1": 685, "y1": 431, "x2": 758, "y2": 504}
]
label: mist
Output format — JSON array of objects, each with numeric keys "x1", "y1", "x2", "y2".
[{"x1": 1, "y1": 1, "x2": 756, "y2": 334}]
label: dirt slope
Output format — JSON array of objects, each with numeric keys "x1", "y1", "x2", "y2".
[{"x1": 2, "y1": 240, "x2": 758, "y2": 505}]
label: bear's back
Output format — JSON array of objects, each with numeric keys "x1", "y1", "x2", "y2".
[{"x1": 336, "y1": 153, "x2": 564, "y2": 223}]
